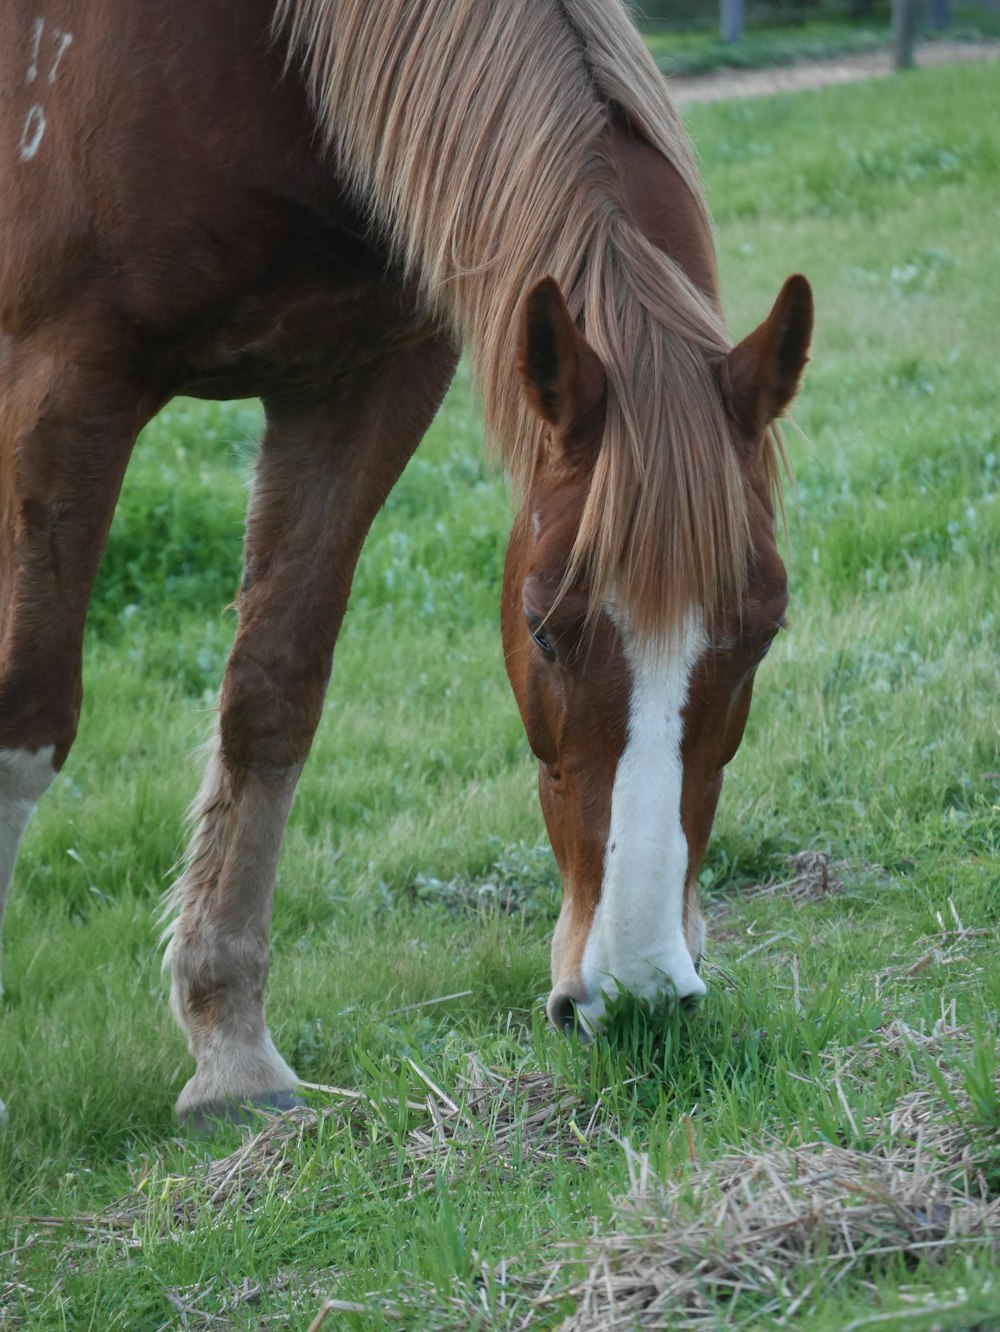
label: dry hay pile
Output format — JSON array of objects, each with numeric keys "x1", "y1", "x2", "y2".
[
  {"x1": 4, "y1": 1058, "x2": 590, "y2": 1329},
  {"x1": 877, "y1": 898, "x2": 997, "y2": 986},
  {"x1": 745, "y1": 849, "x2": 848, "y2": 902},
  {"x1": 553, "y1": 1016, "x2": 1000, "y2": 1330},
  {"x1": 11, "y1": 1012, "x2": 998, "y2": 1330},
  {"x1": 5, "y1": 1103, "x2": 362, "y2": 1262},
  {"x1": 78, "y1": 1057, "x2": 589, "y2": 1244},
  {"x1": 403, "y1": 1053, "x2": 592, "y2": 1178},
  {"x1": 558, "y1": 1139, "x2": 997, "y2": 1330}
]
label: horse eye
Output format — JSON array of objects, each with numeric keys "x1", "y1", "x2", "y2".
[
  {"x1": 756, "y1": 624, "x2": 785, "y2": 661},
  {"x1": 529, "y1": 623, "x2": 556, "y2": 656}
]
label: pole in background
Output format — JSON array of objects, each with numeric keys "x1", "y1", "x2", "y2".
[
  {"x1": 720, "y1": 0, "x2": 744, "y2": 45},
  {"x1": 892, "y1": 0, "x2": 917, "y2": 69},
  {"x1": 927, "y1": 0, "x2": 949, "y2": 32}
]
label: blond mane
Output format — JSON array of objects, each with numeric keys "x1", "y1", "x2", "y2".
[{"x1": 275, "y1": 0, "x2": 768, "y2": 640}]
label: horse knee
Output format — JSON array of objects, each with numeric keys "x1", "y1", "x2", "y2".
[
  {"x1": 0, "y1": 654, "x2": 81, "y2": 767},
  {"x1": 167, "y1": 921, "x2": 269, "y2": 1040},
  {"x1": 219, "y1": 638, "x2": 326, "y2": 774},
  {"x1": 0, "y1": 618, "x2": 81, "y2": 952}
]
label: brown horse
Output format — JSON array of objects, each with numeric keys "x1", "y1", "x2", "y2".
[{"x1": 0, "y1": 0, "x2": 812, "y2": 1122}]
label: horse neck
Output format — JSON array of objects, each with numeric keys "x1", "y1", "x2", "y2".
[
  {"x1": 607, "y1": 117, "x2": 721, "y2": 308},
  {"x1": 277, "y1": 0, "x2": 725, "y2": 361}
]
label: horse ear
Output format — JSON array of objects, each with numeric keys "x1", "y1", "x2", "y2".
[
  {"x1": 723, "y1": 274, "x2": 813, "y2": 438},
  {"x1": 518, "y1": 277, "x2": 606, "y2": 461}
]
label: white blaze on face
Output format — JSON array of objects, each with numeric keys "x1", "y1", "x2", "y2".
[
  {"x1": 577, "y1": 616, "x2": 707, "y2": 1033},
  {"x1": 0, "y1": 745, "x2": 57, "y2": 992}
]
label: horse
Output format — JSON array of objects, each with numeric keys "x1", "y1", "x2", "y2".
[{"x1": 0, "y1": 0, "x2": 812, "y2": 1124}]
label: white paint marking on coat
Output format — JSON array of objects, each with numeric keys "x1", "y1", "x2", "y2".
[
  {"x1": 0, "y1": 746, "x2": 57, "y2": 993},
  {"x1": 19, "y1": 22, "x2": 73, "y2": 162},
  {"x1": 26, "y1": 16, "x2": 44, "y2": 84},
  {"x1": 577, "y1": 614, "x2": 707, "y2": 1033},
  {"x1": 47, "y1": 30, "x2": 73, "y2": 84},
  {"x1": 19, "y1": 105, "x2": 46, "y2": 161}
]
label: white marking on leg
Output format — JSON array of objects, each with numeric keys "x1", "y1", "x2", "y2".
[
  {"x1": 578, "y1": 616, "x2": 707, "y2": 1032},
  {"x1": 0, "y1": 746, "x2": 57, "y2": 994},
  {"x1": 163, "y1": 737, "x2": 300, "y2": 1114}
]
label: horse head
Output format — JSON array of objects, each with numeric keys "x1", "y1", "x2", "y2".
[{"x1": 502, "y1": 273, "x2": 812, "y2": 1034}]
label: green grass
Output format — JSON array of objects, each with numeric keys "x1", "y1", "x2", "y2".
[
  {"x1": 642, "y1": 8, "x2": 1000, "y2": 77},
  {"x1": 645, "y1": 18, "x2": 891, "y2": 76},
  {"x1": 2, "y1": 62, "x2": 999, "y2": 1329}
]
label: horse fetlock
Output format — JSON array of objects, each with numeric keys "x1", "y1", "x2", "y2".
[
  {"x1": 180, "y1": 1089, "x2": 306, "y2": 1136},
  {"x1": 175, "y1": 1031, "x2": 299, "y2": 1121},
  {"x1": 166, "y1": 928, "x2": 270, "y2": 1045},
  {"x1": 167, "y1": 933, "x2": 295, "y2": 1116}
]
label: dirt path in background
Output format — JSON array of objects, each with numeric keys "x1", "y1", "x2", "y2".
[{"x1": 667, "y1": 39, "x2": 1000, "y2": 104}]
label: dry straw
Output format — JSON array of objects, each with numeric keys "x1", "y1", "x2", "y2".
[
  {"x1": 552, "y1": 1013, "x2": 999, "y2": 1330},
  {"x1": 744, "y1": 849, "x2": 849, "y2": 903},
  {"x1": 3, "y1": 1060, "x2": 590, "y2": 1328},
  {"x1": 6, "y1": 1017, "x2": 996, "y2": 1329},
  {"x1": 8, "y1": 1058, "x2": 590, "y2": 1248}
]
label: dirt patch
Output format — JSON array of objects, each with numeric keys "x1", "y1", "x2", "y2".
[{"x1": 668, "y1": 40, "x2": 1000, "y2": 105}]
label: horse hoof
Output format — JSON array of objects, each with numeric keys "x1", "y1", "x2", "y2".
[{"x1": 179, "y1": 1090, "x2": 305, "y2": 1136}]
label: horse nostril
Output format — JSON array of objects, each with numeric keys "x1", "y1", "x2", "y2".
[{"x1": 547, "y1": 991, "x2": 579, "y2": 1033}]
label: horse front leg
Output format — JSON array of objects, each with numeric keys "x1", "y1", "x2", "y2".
[
  {"x1": 164, "y1": 336, "x2": 457, "y2": 1124},
  {"x1": 0, "y1": 336, "x2": 153, "y2": 997}
]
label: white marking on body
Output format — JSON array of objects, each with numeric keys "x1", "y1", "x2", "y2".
[
  {"x1": 47, "y1": 30, "x2": 73, "y2": 84},
  {"x1": 19, "y1": 105, "x2": 46, "y2": 161},
  {"x1": 577, "y1": 615, "x2": 707, "y2": 1032},
  {"x1": 18, "y1": 22, "x2": 73, "y2": 163},
  {"x1": 0, "y1": 746, "x2": 57, "y2": 994},
  {"x1": 26, "y1": 17, "x2": 44, "y2": 84}
]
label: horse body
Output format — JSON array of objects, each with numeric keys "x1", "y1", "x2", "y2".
[{"x1": 0, "y1": 0, "x2": 810, "y2": 1119}]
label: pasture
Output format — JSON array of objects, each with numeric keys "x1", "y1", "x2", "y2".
[{"x1": 2, "y1": 59, "x2": 998, "y2": 1329}]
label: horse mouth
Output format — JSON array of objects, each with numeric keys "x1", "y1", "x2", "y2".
[{"x1": 547, "y1": 966, "x2": 708, "y2": 1037}]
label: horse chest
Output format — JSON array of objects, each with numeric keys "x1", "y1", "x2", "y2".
[{"x1": 155, "y1": 227, "x2": 431, "y2": 404}]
